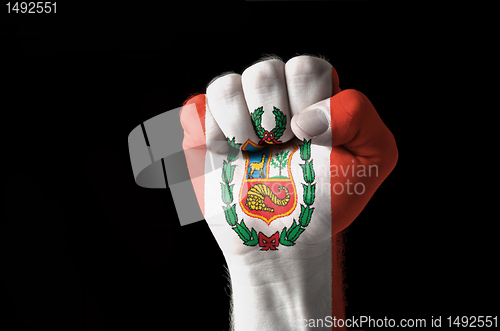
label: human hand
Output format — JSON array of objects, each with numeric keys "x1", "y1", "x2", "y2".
[
  {"x1": 181, "y1": 55, "x2": 397, "y2": 258},
  {"x1": 180, "y1": 55, "x2": 397, "y2": 330}
]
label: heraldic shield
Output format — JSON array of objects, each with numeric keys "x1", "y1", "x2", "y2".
[{"x1": 239, "y1": 139, "x2": 298, "y2": 225}]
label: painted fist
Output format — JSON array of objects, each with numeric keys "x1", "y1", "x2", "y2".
[{"x1": 180, "y1": 55, "x2": 398, "y2": 263}]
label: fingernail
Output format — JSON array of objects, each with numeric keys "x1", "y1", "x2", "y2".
[{"x1": 296, "y1": 109, "x2": 329, "y2": 137}]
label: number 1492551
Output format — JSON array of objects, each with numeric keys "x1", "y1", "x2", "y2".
[{"x1": 6, "y1": 2, "x2": 56, "y2": 13}]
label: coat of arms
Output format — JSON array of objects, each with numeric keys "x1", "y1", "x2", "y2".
[
  {"x1": 220, "y1": 106, "x2": 316, "y2": 251},
  {"x1": 239, "y1": 140, "x2": 298, "y2": 225}
]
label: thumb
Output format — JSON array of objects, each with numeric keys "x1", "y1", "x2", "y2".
[{"x1": 291, "y1": 89, "x2": 398, "y2": 162}]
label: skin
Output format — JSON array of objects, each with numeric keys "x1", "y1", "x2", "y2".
[{"x1": 180, "y1": 55, "x2": 398, "y2": 330}]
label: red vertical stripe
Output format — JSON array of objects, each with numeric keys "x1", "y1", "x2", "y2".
[
  {"x1": 182, "y1": 93, "x2": 206, "y2": 134},
  {"x1": 180, "y1": 94, "x2": 207, "y2": 216},
  {"x1": 331, "y1": 68, "x2": 346, "y2": 328}
]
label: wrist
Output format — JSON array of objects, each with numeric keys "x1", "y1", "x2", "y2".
[{"x1": 226, "y1": 241, "x2": 345, "y2": 331}]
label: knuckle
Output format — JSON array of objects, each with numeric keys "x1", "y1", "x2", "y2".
[
  {"x1": 206, "y1": 73, "x2": 243, "y2": 102},
  {"x1": 180, "y1": 95, "x2": 205, "y2": 129},
  {"x1": 180, "y1": 105, "x2": 198, "y2": 134},
  {"x1": 285, "y1": 55, "x2": 331, "y2": 81},
  {"x1": 242, "y1": 59, "x2": 285, "y2": 89}
]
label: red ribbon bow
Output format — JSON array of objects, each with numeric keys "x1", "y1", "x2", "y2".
[
  {"x1": 258, "y1": 231, "x2": 280, "y2": 251},
  {"x1": 258, "y1": 131, "x2": 282, "y2": 145}
]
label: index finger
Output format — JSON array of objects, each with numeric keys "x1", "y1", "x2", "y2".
[{"x1": 285, "y1": 55, "x2": 341, "y2": 118}]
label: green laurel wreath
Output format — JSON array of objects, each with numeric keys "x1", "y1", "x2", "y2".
[
  {"x1": 221, "y1": 137, "x2": 259, "y2": 246},
  {"x1": 251, "y1": 106, "x2": 287, "y2": 141},
  {"x1": 221, "y1": 137, "x2": 315, "y2": 250},
  {"x1": 279, "y1": 139, "x2": 315, "y2": 246},
  {"x1": 250, "y1": 107, "x2": 265, "y2": 138}
]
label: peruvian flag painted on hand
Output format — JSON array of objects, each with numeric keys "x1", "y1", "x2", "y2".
[{"x1": 179, "y1": 57, "x2": 398, "y2": 325}]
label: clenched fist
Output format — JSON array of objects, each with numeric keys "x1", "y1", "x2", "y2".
[{"x1": 180, "y1": 55, "x2": 397, "y2": 330}]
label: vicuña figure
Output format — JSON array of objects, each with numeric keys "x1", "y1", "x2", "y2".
[{"x1": 248, "y1": 154, "x2": 267, "y2": 179}]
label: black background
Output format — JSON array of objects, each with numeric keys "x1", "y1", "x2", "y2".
[{"x1": 1, "y1": 2, "x2": 497, "y2": 330}]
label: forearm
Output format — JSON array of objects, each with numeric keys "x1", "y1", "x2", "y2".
[{"x1": 226, "y1": 241, "x2": 345, "y2": 331}]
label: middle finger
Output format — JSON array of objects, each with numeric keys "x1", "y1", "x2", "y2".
[{"x1": 241, "y1": 59, "x2": 294, "y2": 144}]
